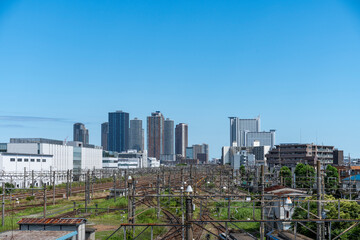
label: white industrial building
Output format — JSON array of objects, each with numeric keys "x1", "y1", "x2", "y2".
[
  {"x1": 102, "y1": 157, "x2": 118, "y2": 168},
  {"x1": 147, "y1": 157, "x2": 160, "y2": 168},
  {"x1": 7, "y1": 138, "x2": 102, "y2": 172},
  {"x1": 102, "y1": 150, "x2": 160, "y2": 169},
  {"x1": 0, "y1": 153, "x2": 53, "y2": 172}
]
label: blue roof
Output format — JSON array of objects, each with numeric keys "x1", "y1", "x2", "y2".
[{"x1": 343, "y1": 175, "x2": 360, "y2": 181}]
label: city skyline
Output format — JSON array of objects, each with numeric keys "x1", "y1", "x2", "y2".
[{"x1": 1, "y1": 1, "x2": 360, "y2": 158}]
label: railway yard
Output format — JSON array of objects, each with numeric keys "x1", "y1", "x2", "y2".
[{"x1": 0, "y1": 164, "x2": 360, "y2": 239}]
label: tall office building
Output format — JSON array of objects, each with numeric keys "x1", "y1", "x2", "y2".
[
  {"x1": 175, "y1": 123, "x2": 188, "y2": 157},
  {"x1": 129, "y1": 118, "x2": 144, "y2": 152},
  {"x1": 73, "y1": 123, "x2": 89, "y2": 145},
  {"x1": 229, "y1": 117, "x2": 260, "y2": 147},
  {"x1": 164, "y1": 118, "x2": 174, "y2": 155},
  {"x1": 108, "y1": 111, "x2": 129, "y2": 152},
  {"x1": 147, "y1": 111, "x2": 164, "y2": 160},
  {"x1": 101, "y1": 122, "x2": 108, "y2": 150}
]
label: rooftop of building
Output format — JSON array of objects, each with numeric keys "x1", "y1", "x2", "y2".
[
  {"x1": 10, "y1": 138, "x2": 64, "y2": 145},
  {"x1": 0, "y1": 153, "x2": 53, "y2": 157},
  {"x1": 264, "y1": 185, "x2": 308, "y2": 196},
  {"x1": 17, "y1": 218, "x2": 86, "y2": 226},
  {"x1": 343, "y1": 174, "x2": 360, "y2": 181},
  {"x1": 9, "y1": 138, "x2": 101, "y2": 149},
  {"x1": 0, "y1": 230, "x2": 76, "y2": 240}
]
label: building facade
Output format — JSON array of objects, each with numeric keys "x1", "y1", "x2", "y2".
[
  {"x1": 108, "y1": 111, "x2": 129, "y2": 152},
  {"x1": 229, "y1": 117, "x2": 260, "y2": 147},
  {"x1": 101, "y1": 122, "x2": 109, "y2": 151},
  {"x1": 164, "y1": 118, "x2": 174, "y2": 156},
  {"x1": 175, "y1": 123, "x2": 188, "y2": 157},
  {"x1": 147, "y1": 111, "x2": 164, "y2": 160},
  {"x1": 7, "y1": 138, "x2": 102, "y2": 171},
  {"x1": 73, "y1": 123, "x2": 89, "y2": 145},
  {"x1": 266, "y1": 144, "x2": 340, "y2": 168},
  {"x1": 129, "y1": 118, "x2": 144, "y2": 152}
]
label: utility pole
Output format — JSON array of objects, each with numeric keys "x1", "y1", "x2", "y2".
[
  {"x1": 66, "y1": 170, "x2": 69, "y2": 200},
  {"x1": 69, "y1": 170, "x2": 72, "y2": 197},
  {"x1": 185, "y1": 195, "x2": 193, "y2": 240},
  {"x1": 127, "y1": 176, "x2": 134, "y2": 238},
  {"x1": 43, "y1": 183, "x2": 47, "y2": 218},
  {"x1": 23, "y1": 167, "x2": 26, "y2": 188},
  {"x1": 156, "y1": 174, "x2": 160, "y2": 219},
  {"x1": 31, "y1": 170, "x2": 34, "y2": 196},
  {"x1": 260, "y1": 165, "x2": 265, "y2": 240},
  {"x1": 2, "y1": 183, "x2": 5, "y2": 227},
  {"x1": 317, "y1": 160, "x2": 322, "y2": 240},
  {"x1": 181, "y1": 184, "x2": 184, "y2": 240},
  {"x1": 53, "y1": 171, "x2": 56, "y2": 205},
  {"x1": 113, "y1": 170, "x2": 116, "y2": 202}
]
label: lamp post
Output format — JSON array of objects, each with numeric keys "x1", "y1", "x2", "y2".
[
  {"x1": 180, "y1": 186, "x2": 184, "y2": 240},
  {"x1": 185, "y1": 185, "x2": 193, "y2": 240}
]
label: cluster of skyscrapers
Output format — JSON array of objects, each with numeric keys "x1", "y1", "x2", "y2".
[{"x1": 97, "y1": 110, "x2": 197, "y2": 162}]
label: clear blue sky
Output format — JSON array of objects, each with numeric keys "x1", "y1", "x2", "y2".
[{"x1": 1, "y1": 0, "x2": 360, "y2": 158}]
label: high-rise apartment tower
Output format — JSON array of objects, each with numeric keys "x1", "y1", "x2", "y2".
[
  {"x1": 175, "y1": 123, "x2": 188, "y2": 157},
  {"x1": 129, "y1": 118, "x2": 144, "y2": 152},
  {"x1": 73, "y1": 123, "x2": 89, "y2": 145},
  {"x1": 108, "y1": 111, "x2": 129, "y2": 152},
  {"x1": 101, "y1": 122, "x2": 109, "y2": 150},
  {"x1": 147, "y1": 111, "x2": 164, "y2": 160}
]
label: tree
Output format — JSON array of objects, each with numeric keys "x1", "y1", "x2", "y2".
[
  {"x1": 325, "y1": 165, "x2": 339, "y2": 194},
  {"x1": 295, "y1": 163, "x2": 315, "y2": 190},
  {"x1": 280, "y1": 166, "x2": 292, "y2": 187},
  {"x1": 292, "y1": 195, "x2": 360, "y2": 239},
  {"x1": 240, "y1": 165, "x2": 245, "y2": 176}
]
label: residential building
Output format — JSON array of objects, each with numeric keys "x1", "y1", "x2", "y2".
[
  {"x1": 73, "y1": 123, "x2": 89, "y2": 145},
  {"x1": 164, "y1": 118, "x2": 174, "y2": 156},
  {"x1": 175, "y1": 123, "x2": 188, "y2": 157},
  {"x1": 266, "y1": 143, "x2": 341, "y2": 168},
  {"x1": 108, "y1": 111, "x2": 129, "y2": 152},
  {"x1": 147, "y1": 111, "x2": 164, "y2": 160},
  {"x1": 101, "y1": 122, "x2": 109, "y2": 151},
  {"x1": 129, "y1": 118, "x2": 144, "y2": 152}
]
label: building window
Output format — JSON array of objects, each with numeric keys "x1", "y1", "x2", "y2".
[
  {"x1": 36, "y1": 159, "x2": 40, "y2": 162},
  {"x1": 42, "y1": 159, "x2": 46, "y2": 162},
  {"x1": 10, "y1": 158, "x2": 15, "y2": 162},
  {"x1": 31, "y1": 159, "x2": 35, "y2": 162},
  {"x1": 17, "y1": 158, "x2": 22, "y2": 162},
  {"x1": 24, "y1": 159, "x2": 29, "y2": 162}
]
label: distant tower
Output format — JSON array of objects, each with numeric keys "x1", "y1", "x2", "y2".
[
  {"x1": 164, "y1": 118, "x2": 174, "y2": 155},
  {"x1": 73, "y1": 123, "x2": 89, "y2": 145},
  {"x1": 175, "y1": 123, "x2": 188, "y2": 157},
  {"x1": 229, "y1": 117, "x2": 260, "y2": 147},
  {"x1": 101, "y1": 122, "x2": 109, "y2": 150},
  {"x1": 108, "y1": 111, "x2": 129, "y2": 152},
  {"x1": 129, "y1": 118, "x2": 144, "y2": 152},
  {"x1": 147, "y1": 111, "x2": 164, "y2": 160}
]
